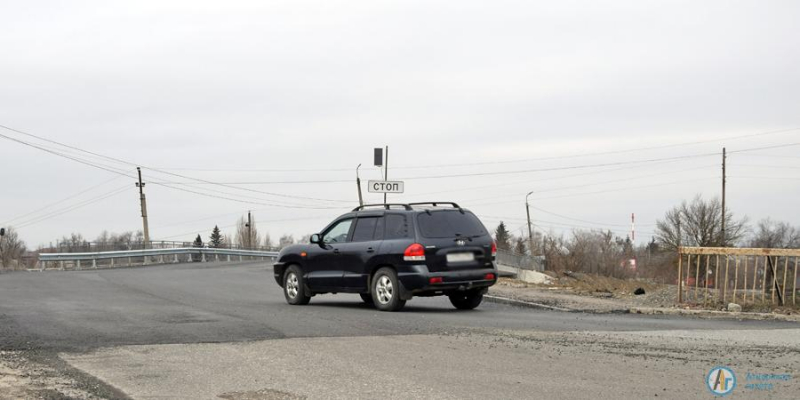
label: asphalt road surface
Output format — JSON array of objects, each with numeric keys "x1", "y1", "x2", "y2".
[{"x1": 1, "y1": 261, "x2": 798, "y2": 399}]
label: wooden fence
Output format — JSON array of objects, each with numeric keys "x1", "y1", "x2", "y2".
[{"x1": 678, "y1": 247, "x2": 799, "y2": 307}]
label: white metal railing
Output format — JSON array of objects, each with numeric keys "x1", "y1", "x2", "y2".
[
  {"x1": 496, "y1": 250, "x2": 545, "y2": 272},
  {"x1": 37, "y1": 247, "x2": 278, "y2": 271}
]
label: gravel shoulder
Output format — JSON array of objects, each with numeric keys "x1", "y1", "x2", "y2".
[
  {"x1": 489, "y1": 278, "x2": 681, "y2": 312},
  {"x1": 489, "y1": 277, "x2": 800, "y2": 321},
  {"x1": 0, "y1": 350, "x2": 127, "y2": 400}
]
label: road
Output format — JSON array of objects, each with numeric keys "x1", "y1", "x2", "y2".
[{"x1": 1, "y1": 261, "x2": 798, "y2": 399}]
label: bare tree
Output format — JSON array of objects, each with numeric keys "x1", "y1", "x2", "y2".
[
  {"x1": 278, "y1": 234, "x2": 295, "y2": 248},
  {"x1": 263, "y1": 233, "x2": 273, "y2": 249},
  {"x1": 655, "y1": 195, "x2": 747, "y2": 251},
  {"x1": 748, "y1": 219, "x2": 800, "y2": 248},
  {"x1": 235, "y1": 215, "x2": 261, "y2": 249},
  {"x1": 58, "y1": 233, "x2": 86, "y2": 252},
  {"x1": 0, "y1": 227, "x2": 27, "y2": 270}
]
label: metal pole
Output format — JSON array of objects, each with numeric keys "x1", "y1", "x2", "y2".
[
  {"x1": 247, "y1": 211, "x2": 252, "y2": 250},
  {"x1": 677, "y1": 252, "x2": 683, "y2": 303},
  {"x1": 525, "y1": 191, "x2": 534, "y2": 256},
  {"x1": 136, "y1": 167, "x2": 151, "y2": 250},
  {"x1": 383, "y1": 146, "x2": 389, "y2": 206},
  {"x1": 356, "y1": 164, "x2": 364, "y2": 207},
  {"x1": 721, "y1": 147, "x2": 726, "y2": 246}
]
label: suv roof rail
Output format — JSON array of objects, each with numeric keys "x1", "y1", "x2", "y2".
[
  {"x1": 407, "y1": 202, "x2": 461, "y2": 209},
  {"x1": 352, "y1": 203, "x2": 413, "y2": 212}
]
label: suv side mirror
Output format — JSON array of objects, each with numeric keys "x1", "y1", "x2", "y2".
[{"x1": 310, "y1": 233, "x2": 321, "y2": 244}]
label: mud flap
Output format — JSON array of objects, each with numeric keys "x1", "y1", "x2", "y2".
[{"x1": 398, "y1": 280, "x2": 414, "y2": 300}]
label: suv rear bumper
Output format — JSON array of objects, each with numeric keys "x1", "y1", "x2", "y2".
[{"x1": 397, "y1": 263, "x2": 498, "y2": 298}]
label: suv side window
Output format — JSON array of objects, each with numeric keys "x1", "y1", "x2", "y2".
[
  {"x1": 384, "y1": 214, "x2": 409, "y2": 239},
  {"x1": 323, "y1": 219, "x2": 353, "y2": 244},
  {"x1": 352, "y1": 217, "x2": 380, "y2": 242}
]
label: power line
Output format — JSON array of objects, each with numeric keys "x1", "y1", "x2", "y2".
[
  {"x1": 388, "y1": 127, "x2": 800, "y2": 170},
  {"x1": 172, "y1": 152, "x2": 722, "y2": 184},
  {"x1": 153, "y1": 215, "x2": 330, "y2": 241},
  {"x1": 478, "y1": 214, "x2": 656, "y2": 236},
  {"x1": 1, "y1": 175, "x2": 123, "y2": 225},
  {"x1": 403, "y1": 158, "x2": 693, "y2": 197},
  {"x1": 421, "y1": 163, "x2": 717, "y2": 205},
  {"x1": 0, "y1": 128, "x2": 354, "y2": 209},
  {"x1": 529, "y1": 206, "x2": 632, "y2": 228},
  {"x1": 728, "y1": 175, "x2": 800, "y2": 181},
  {"x1": 0, "y1": 124, "x2": 353, "y2": 204},
  {"x1": 733, "y1": 153, "x2": 800, "y2": 160},
  {"x1": 399, "y1": 144, "x2": 800, "y2": 181},
  {"x1": 466, "y1": 176, "x2": 718, "y2": 206},
  {"x1": 729, "y1": 164, "x2": 800, "y2": 170},
  {"x1": 150, "y1": 166, "x2": 382, "y2": 173},
  {"x1": 197, "y1": 144, "x2": 796, "y2": 184},
  {"x1": 15, "y1": 185, "x2": 133, "y2": 229}
]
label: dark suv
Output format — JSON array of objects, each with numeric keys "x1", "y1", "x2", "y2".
[{"x1": 273, "y1": 202, "x2": 497, "y2": 311}]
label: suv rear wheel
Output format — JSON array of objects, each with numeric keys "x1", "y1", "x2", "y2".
[
  {"x1": 284, "y1": 265, "x2": 311, "y2": 305},
  {"x1": 371, "y1": 267, "x2": 406, "y2": 312},
  {"x1": 448, "y1": 291, "x2": 483, "y2": 310}
]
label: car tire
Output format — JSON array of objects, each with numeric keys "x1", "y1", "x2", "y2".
[
  {"x1": 371, "y1": 267, "x2": 406, "y2": 312},
  {"x1": 359, "y1": 293, "x2": 374, "y2": 305},
  {"x1": 283, "y1": 265, "x2": 311, "y2": 305},
  {"x1": 448, "y1": 291, "x2": 483, "y2": 310}
]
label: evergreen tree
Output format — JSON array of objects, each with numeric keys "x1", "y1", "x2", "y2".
[
  {"x1": 209, "y1": 225, "x2": 223, "y2": 248},
  {"x1": 514, "y1": 236, "x2": 527, "y2": 255},
  {"x1": 192, "y1": 234, "x2": 203, "y2": 261},
  {"x1": 494, "y1": 221, "x2": 512, "y2": 251}
]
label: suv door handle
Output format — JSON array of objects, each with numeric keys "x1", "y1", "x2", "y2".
[
  {"x1": 333, "y1": 249, "x2": 340, "y2": 255},
  {"x1": 366, "y1": 247, "x2": 375, "y2": 253}
]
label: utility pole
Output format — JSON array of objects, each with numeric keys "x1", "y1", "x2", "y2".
[
  {"x1": 135, "y1": 167, "x2": 151, "y2": 250},
  {"x1": 383, "y1": 146, "x2": 389, "y2": 206},
  {"x1": 525, "y1": 191, "x2": 534, "y2": 256},
  {"x1": 246, "y1": 211, "x2": 252, "y2": 249},
  {"x1": 356, "y1": 164, "x2": 364, "y2": 207},
  {"x1": 721, "y1": 147, "x2": 726, "y2": 247},
  {"x1": 0, "y1": 228, "x2": 5, "y2": 269},
  {"x1": 631, "y1": 213, "x2": 635, "y2": 243}
]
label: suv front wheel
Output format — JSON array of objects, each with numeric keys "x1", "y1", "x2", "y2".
[
  {"x1": 371, "y1": 267, "x2": 406, "y2": 312},
  {"x1": 448, "y1": 291, "x2": 483, "y2": 310},
  {"x1": 284, "y1": 265, "x2": 311, "y2": 305}
]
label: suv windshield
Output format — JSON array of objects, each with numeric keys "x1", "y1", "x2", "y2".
[{"x1": 416, "y1": 210, "x2": 486, "y2": 238}]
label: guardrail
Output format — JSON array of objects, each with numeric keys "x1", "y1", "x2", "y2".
[
  {"x1": 496, "y1": 250, "x2": 545, "y2": 272},
  {"x1": 37, "y1": 247, "x2": 279, "y2": 271},
  {"x1": 677, "y1": 246, "x2": 799, "y2": 307}
]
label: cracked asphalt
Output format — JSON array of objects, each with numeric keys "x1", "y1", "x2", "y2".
[{"x1": 1, "y1": 261, "x2": 798, "y2": 399}]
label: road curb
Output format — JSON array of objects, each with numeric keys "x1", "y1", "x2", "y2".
[
  {"x1": 629, "y1": 307, "x2": 800, "y2": 322},
  {"x1": 484, "y1": 295, "x2": 580, "y2": 313},
  {"x1": 485, "y1": 295, "x2": 799, "y2": 322}
]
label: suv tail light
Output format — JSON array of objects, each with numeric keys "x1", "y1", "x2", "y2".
[
  {"x1": 491, "y1": 241, "x2": 497, "y2": 258},
  {"x1": 403, "y1": 243, "x2": 426, "y2": 262}
]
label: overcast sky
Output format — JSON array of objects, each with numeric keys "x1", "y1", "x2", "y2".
[{"x1": 1, "y1": 0, "x2": 799, "y2": 248}]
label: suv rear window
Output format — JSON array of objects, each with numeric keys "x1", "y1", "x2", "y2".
[{"x1": 416, "y1": 211, "x2": 487, "y2": 238}]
